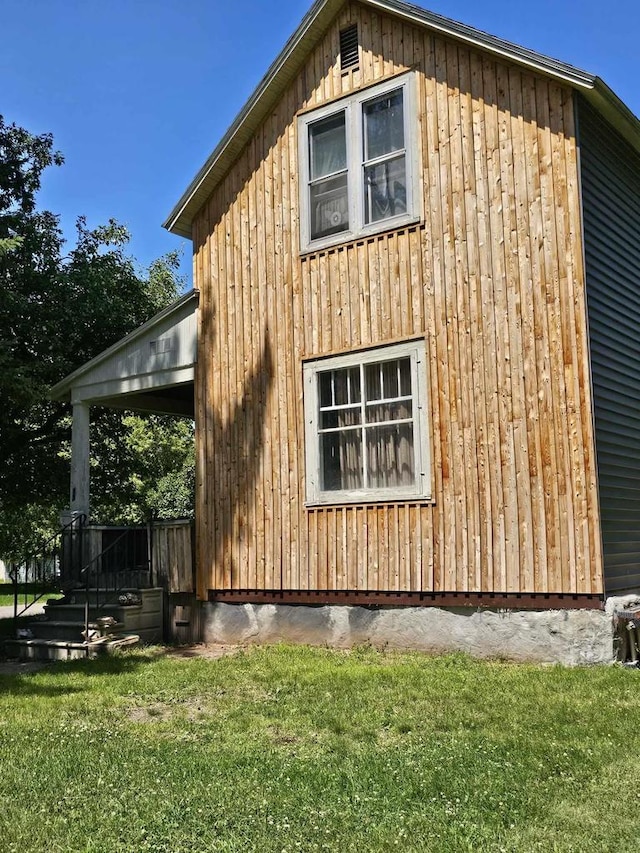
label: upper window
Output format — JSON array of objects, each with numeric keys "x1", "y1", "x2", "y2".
[
  {"x1": 303, "y1": 340, "x2": 431, "y2": 504},
  {"x1": 298, "y1": 73, "x2": 419, "y2": 251}
]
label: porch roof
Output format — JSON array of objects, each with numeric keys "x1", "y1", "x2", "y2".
[{"x1": 50, "y1": 290, "x2": 198, "y2": 417}]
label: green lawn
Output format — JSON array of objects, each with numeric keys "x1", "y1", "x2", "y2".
[
  {"x1": 1, "y1": 645, "x2": 638, "y2": 853},
  {"x1": 0, "y1": 583, "x2": 61, "y2": 607},
  {"x1": 0, "y1": 594, "x2": 63, "y2": 607}
]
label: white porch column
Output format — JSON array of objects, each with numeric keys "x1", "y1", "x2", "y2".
[{"x1": 70, "y1": 402, "x2": 90, "y2": 518}]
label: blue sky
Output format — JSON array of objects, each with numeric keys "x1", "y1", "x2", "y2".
[{"x1": 2, "y1": 0, "x2": 638, "y2": 288}]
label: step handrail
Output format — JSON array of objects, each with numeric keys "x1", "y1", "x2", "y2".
[
  {"x1": 77, "y1": 526, "x2": 151, "y2": 647},
  {"x1": 11, "y1": 514, "x2": 86, "y2": 628}
]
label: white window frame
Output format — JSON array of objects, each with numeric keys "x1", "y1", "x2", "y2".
[
  {"x1": 303, "y1": 340, "x2": 431, "y2": 505},
  {"x1": 298, "y1": 72, "x2": 420, "y2": 253}
]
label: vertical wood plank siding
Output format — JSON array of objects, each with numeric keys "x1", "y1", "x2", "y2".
[
  {"x1": 578, "y1": 97, "x2": 640, "y2": 593},
  {"x1": 152, "y1": 521, "x2": 195, "y2": 594},
  {"x1": 192, "y1": 3, "x2": 603, "y2": 597}
]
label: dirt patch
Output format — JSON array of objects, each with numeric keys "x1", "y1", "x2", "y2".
[
  {"x1": 127, "y1": 695, "x2": 215, "y2": 724},
  {"x1": 163, "y1": 643, "x2": 241, "y2": 661},
  {"x1": 128, "y1": 703, "x2": 178, "y2": 723}
]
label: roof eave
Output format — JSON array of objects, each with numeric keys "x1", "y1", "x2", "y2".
[
  {"x1": 163, "y1": 0, "x2": 345, "y2": 239},
  {"x1": 583, "y1": 78, "x2": 640, "y2": 153},
  {"x1": 370, "y1": 0, "x2": 596, "y2": 86},
  {"x1": 50, "y1": 289, "x2": 200, "y2": 403},
  {"x1": 163, "y1": 0, "x2": 639, "y2": 241}
]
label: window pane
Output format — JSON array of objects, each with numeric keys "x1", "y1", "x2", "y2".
[
  {"x1": 365, "y1": 357, "x2": 410, "y2": 401},
  {"x1": 333, "y1": 366, "x2": 360, "y2": 405},
  {"x1": 309, "y1": 112, "x2": 347, "y2": 179},
  {"x1": 310, "y1": 174, "x2": 349, "y2": 239},
  {"x1": 321, "y1": 430, "x2": 363, "y2": 491},
  {"x1": 319, "y1": 367, "x2": 361, "y2": 408},
  {"x1": 364, "y1": 155, "x2": 406, "y2": 224},
  {"x1": 333, "y1": 368, "x2": 348, "y2": 406},
  {"x1": 319, "y1": 371, "x2": 333, "y2": 408},
  {"x1": 365, "y1": 362, "x2": 380, "y2": 402},
  {"x1": 399, "y1": 357, "x2": 411, "y2": 396},
  {"x1": 321, "y1": 408, "x2": 362, "y2": 430},
  {"x1": 382, "y1": 359, "x2": 398, "y2": 398},
  {"x1": 363, "y1": 89, "x2": 404, "y2": 161},
  {"x1": 350, "y1": 367, "x2": 361, "y2": 403},
  {"x1": 366, "y1": 400, "x2": 412, "y2": 424},
  {"x1": 366, "y1": 423, "x2": 415, "y2": 488}
]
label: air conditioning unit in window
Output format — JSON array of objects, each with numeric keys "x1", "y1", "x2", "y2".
[
  {"x1": 311, "y1": 185, "x2": 349, "y2": 239},
  {"x1": 322, "y1": 206, "x2": 348, "y2": 230}
]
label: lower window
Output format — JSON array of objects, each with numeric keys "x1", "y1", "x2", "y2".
[{"x1": 303, "y1": 340, "x2": 431, "y2": 503}]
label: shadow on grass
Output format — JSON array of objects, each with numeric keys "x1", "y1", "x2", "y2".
[
  {"x1": 0, "y1": 678, "x2": 85, "y2": 698},
  {"x1": 0, "y1": 634, "x2": 170, "y2": 697}
]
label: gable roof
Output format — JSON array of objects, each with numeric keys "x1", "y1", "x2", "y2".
[
  {"x1": 164, "y1": 0, "x2": 640, "y2": 240},
  {"x1": 50, "y1": 289, "x2": 199, "y2": 415}
]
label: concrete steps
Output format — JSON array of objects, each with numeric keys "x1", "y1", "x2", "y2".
[
  {"x1": 27, "y1": 620, "x2": 100, "y2": 642},
  {"x1": 6, "y1": 587, "x2": 163, "y2": 661},
  {"x1": 6, "y1": 634, "x2": 140, "y2": 661},
  {"x1": 42, "y1": 602, "x2": 127, "y2": 624},
  {"x1": 46, "y1": 587, "x2": 163, "y2": 643}
]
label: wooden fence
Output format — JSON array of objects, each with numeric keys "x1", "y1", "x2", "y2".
[
  {"x1": 151, "y1": 519, "x2": 200, "y2": 643},
  {"x1": 81, "y1": 521, "x2": 199, "y2": 643}
]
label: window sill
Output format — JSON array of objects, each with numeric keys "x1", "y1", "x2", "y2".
[
  {"x1": 305, "y1": 495, "x2": 434, "y2": 510},
  {"x1": 300, "y1": 213, "x2": 421, "y2": 257}
]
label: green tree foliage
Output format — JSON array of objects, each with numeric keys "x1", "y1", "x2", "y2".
[
  {"x1": 89, "y1": 415, "x2": 195, "y2": 525},
  {"x1": 0, "y1": 116, "x2": 193, "y2": 558}
]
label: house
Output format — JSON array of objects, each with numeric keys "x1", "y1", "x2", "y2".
[{"x1": 57, "y1": 0, "x2": 640, "y2": 662}]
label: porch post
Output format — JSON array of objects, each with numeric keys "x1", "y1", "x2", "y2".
[{"x1": 70, "y1": 402, "x2": 90, "y2": 518}]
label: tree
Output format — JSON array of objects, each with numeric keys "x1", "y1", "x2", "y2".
[
  {"x1": 89, "y1": 415, "x2": 195, "y2": 525},
  {"x1": 0, "y1": 116, "x2": 193, "y2": 558}
]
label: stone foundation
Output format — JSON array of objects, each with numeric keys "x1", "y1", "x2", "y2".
[{"x1": 203, "y1": 602, "x2": 613, "y2": 666}]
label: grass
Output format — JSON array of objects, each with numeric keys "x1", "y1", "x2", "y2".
[
  {"x1": 1, "y1": 645, "x2": 639, "y2": 852},
  {"x1": 0, "y1": 583, "x2": 62, "y2": 607}
]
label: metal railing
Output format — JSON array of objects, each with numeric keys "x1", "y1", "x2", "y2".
[
  {"x1": 10, "y1": 514, "x2": 86, "y2": 629},
  {"x1": 78, "y1": 526, "x2": 151, "y2": 647}
]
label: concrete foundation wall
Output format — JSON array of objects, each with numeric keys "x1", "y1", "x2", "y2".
[{"x1": 203, "y1": 602, "x2": 614, "y2": 666}]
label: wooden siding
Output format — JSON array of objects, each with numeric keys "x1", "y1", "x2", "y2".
[
  {"x1": 192, "y1": 2, "x2": 603, "y2": 598},
  {"x1": 579, "y1": 97, "x2": 640, "y2": 593},
  {"x1": 152, "y1": 520, "x2": 195, "y2": 594}
]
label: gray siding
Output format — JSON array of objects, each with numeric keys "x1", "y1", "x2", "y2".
[{"x1": 579, "y1": 96, "x2": 640, "y2": 593}]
